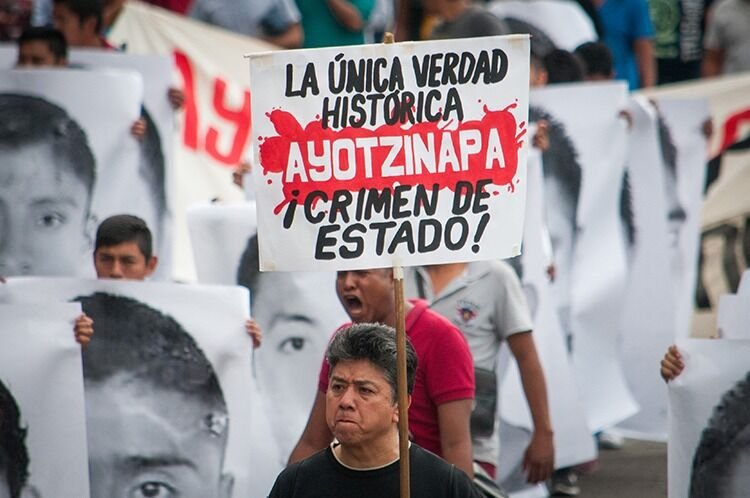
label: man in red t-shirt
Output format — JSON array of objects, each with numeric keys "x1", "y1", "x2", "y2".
[{"x1": 287, "y1": 268, "x2": 476, "y2": 478}]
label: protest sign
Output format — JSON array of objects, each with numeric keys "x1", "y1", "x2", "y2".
[
  {"x1": 187, "y1": 201, "x2": 347, "y2": 462},
  {"x1": 668, "y1": 338, "x2": 750, "y2": 498},
  {"x1": 499, "y1": 150, "x2": 596, "y2": 478},
  {"x1": 0, "y1": 303, "x2": 90, "y2": 498},
  {"x1": 0, "y1": 69, "x2": 143, "y2": 279},
  {"x1": 3, "y1": 277, "x2": 278, "y2": 498},
  {"x1": 641, "y1": 73, "x2": 750, "y2": 335},
  {"x1": 530, "y1": 81, "x2": 637, "y2": 431},
  {"x1": 248, "y1": 35, "x2": 531, "y2": 271},
  {"x1": 68, "y1": 49, "x2": 176, "y2": 277}
]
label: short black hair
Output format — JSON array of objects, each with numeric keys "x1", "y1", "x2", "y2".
[
  {"x1": 77, "y1": 292, "x2": 227, "y2": 416},
  {"x1": 327, "y1": 323, "x2": 418, "y2": 403},
  {"x1": 0, "y1": 93, "x2": 96, "y2": 203},
  {"x1": 94, "y1": 214, "x2": 153, "y2": 261},
  {"x1": 53, "y1": 0, "x2": 104, "y2": 31},
  {"x1": 236, "y1": 234, "x2": 260, "y2": 308},
  {"x1": 689, "y1": 371, "x2": 750, "y2": 498},
  {"x1": 543, "y1": 49, "x2": 585, "y2": 84},
  {"x1": 0, "y1": 379, "x2": 30, "y2": 498},
  {"x1": 574, "y1": 42, "x2": 614, "y2": 79},
  {"x1": 18, "y1": 26, "x2": 68, "y2": 60},
  {"x1": 529, "y1": 106, "x2": 582, "y2": 230},
  {"x1": 139, "y1": 108, "x2": 167, "y2": 229}
]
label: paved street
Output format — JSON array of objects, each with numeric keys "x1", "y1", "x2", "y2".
[{"x1": 577, "y1": 440, "x2": 667, "y2": 498}]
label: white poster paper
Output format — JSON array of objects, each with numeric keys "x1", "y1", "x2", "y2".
[
  {"x1": 68, "y1": 49, "x2": 176, "y2": 277},
  {"x1": 248, "y1": 35, "x2": 531, "y2": 271},
  {"x1": 3, "y1": 277, "x2": 275, "y2": 498},
  {"x1": 0, "y1": 302, "x2": 90, "y2": 498},
  {"x1": 0, "y1": 69, "x2": 143, "y2": 279},
  {"x1": 499, "y1": 150, "x2": 596, "y2": 474},
  {"x1": 531, "y1": 81, "x2": 638, "y2": 431},
  {"x1": 617, "y1": 96, "x2": 677, "y2": 439},
  {"x1": 655, "y1": 98, "x2": 710, "y2": 339},
  {"x1": 668, "y1": 338, "x2": 750, "y2": 498}
]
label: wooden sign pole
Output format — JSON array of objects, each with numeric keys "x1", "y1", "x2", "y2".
[{"x1": 393, "y1": 264, "x2": 410, "y2": 498}]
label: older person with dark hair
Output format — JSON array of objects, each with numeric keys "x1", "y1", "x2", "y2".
[{"x1": 269, "y1": 323, "x2": 483, "y2": 497}]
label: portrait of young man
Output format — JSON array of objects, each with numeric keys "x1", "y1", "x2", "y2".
[
  {"x1": 77, "y1": 292, "x2": 234, "y2": 498},
  {"x1": 0, "y1": 93, "x2": 96, "y2": 278}
]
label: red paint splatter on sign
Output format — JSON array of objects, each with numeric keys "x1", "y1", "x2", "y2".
[{"x1": 259, "y1": 104, "x2": 525, "y2": 214}]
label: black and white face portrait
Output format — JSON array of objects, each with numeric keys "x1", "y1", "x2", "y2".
[
  {"x1": 67, "y1": 50, "x2": 175, "y2": 277},
  {"x1": 529, "y1": 105, "x2": 581, "y2": 339},
  {"x1": 78, "y1": 292, "x2": 233, "y2": 498},
  {"x1": 689, "y1": 372, "x2": 750, "y2": 498},
  {"x1": 0, "y1": 302, "x2": 90, "y2": 498},
  {"x1": 668, "y1": 339, "x2": 750, "y2": 498},
  {"x1": 2, "y1": 278, "x2": 265, "y2": 497},
  {"x1": 0, "y1": 69, "x2": 147, "y2": 279},
  {"x1": 0, "y1": 93, "x2": 95, "y2": 277}
]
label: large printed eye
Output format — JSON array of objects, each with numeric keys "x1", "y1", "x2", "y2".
[
  {"x1": 279, "y1": 336, "x2": 306, "y2": 354},
  {"x1": 132, "y1": 481, "x2": 175, "y2": 498},
  {"x1": 36, "y1": 211, "x2": 66, "y2": 229}
]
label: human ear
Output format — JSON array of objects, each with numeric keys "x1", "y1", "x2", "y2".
[{"x1": 145, "y1": 255, "x2": 158, "y2": 277}]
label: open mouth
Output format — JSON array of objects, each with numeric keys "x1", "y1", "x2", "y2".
[{"x1": 343, "y1": 295, "x2": 364, "y2": 316}]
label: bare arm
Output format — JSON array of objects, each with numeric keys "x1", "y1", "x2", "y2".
[
  {"x1": 287, "y1": 390, "x2": 333, "y2": 464},
  {"x1": 507, "y1": 332, "x2": 554, "y2": 483},
  {"x1": 326, "y1": 0, "x2": 365, "y2": 31},
  {"x1": 702, "y1": 48, "x2": 725, "y2": 77},
  {"x1": 633, "y1": 38, "x2": 656, "y2": 88},
  {"x1": 437, "y1": 398, "x2": 474, "y2": 478},
  {"x1": 266, "y1": 22, "x2": 303, "y2": 49}
]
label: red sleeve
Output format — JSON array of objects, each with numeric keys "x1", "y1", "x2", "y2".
[{"x1": 423, "y1": 315, "x2": 475, "y2": 406}]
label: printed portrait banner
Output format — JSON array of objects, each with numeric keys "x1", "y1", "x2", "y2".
[
  {"x1": 248, "y1": 35, "x2": 531, "y2": 271},
  {"x1": 655, "y1": 98, "x2": 710, "y2": 340},
  {"x1": 187, "y1": 201, "x2": 348, "y2": 464},
  {"x1": 2, "y1": 277, "x2": 277, "y2": 498},
  {"x1": 616, "y1": 96, "x2": 677, "y2": 440},
  {"x1": 531, "y1": 81, "x2": 638, "y2": 431},
  {"x1": 68, "y1": 49, "x2": 177, "y2": 280},
  {"x1": 109, "y1": 1, "x2": 276, "y2": 280},
  {"x1": 641, "y1": 73, "x2": 750, "y2": 333},
  {"x1": 668, "y1": 338, "x2": 750, "y2": 498},
  {"x1": 499, "y1": 150, "x2": 596, "y2": 473},
  {"x1": 0, "y1": 69, "x2": 143, "y2": 279},
  {"x1": 0, "y1": 303, "x2": 90, "y2": 498},
  {"x1": 716, "y1": 269, "x2": 750, "y2": 339}
]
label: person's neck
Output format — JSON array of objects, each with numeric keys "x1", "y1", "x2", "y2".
[
  {"x1": 439, "y1": 0, "x2": 470, "y2": 21},
  {"x1": 424, "y1": 263, "x2": 467, "y2": 295},
  {"x1": 381, "y1": 300, "x2": 413, "y2": 328},
  {"x1": 334, "y1": 430, "x2": 400, "y2": 469}
]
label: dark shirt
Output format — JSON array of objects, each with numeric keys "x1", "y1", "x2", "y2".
[{"x1": 269, "y1": 444, "x2": 483, "y2": 498}]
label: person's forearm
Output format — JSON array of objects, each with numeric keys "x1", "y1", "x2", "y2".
[
  {"x1": 326, "y1": 0, "x2": 365, "y2": 31},
  {"x1": 442, "y1": 439, "x2": 474, "y2": 478},
  {"x1": 634, "y1": 38, "x2": 656, "y2": 87},
  {"x1": 288, "y1": 437, "x2": 326, "y2": 464}
]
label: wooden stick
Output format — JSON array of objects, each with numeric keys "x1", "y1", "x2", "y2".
[
  {"x1": 383, "y1": 30, "x2": 409, "y2": 498},
  {"x1": 393, "y1": 265, "x2": 410, "y2": 498}
]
